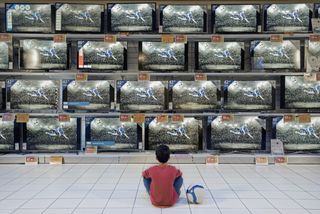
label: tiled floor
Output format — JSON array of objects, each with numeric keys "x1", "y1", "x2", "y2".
[{"x1": 0, "y1": 164, "x2": 319, "y2": 214}]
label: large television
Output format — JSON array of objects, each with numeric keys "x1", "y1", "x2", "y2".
[
  {"x1": 85, "y1": 117, "x2": 141, "y2": 151},
  {"x1": 264, "y1": 4, "x2": 312, "y2": 32},
  {"x1": 169, "y1": 80, "x2": 220, "y2": 111},
  {"x1": 0, "y1": 40, "x2": 13, "y2": 70},
  {"x1": 273, "y1": 116, "x2": 320, "y2": 151},
  {"x1": 117, "y1": 80, "x2": 166, "y2": 111},
  {"x1": 6, "y1": 3, "x2": 53, "y2": 33},
  {"x1": 281, "y1": 76, "x2": 320, "y2": 109},
  {"x1": 23, "y1": 117, "x2": 80, "y2": 151},
  {"x1": 55, "y1": 3, "x2": 104, "y2": 33},
  {"x1": 6, "y1": 80, "x2": 59, "y2": 111},
  {"x1": 251, "y1": 40, "x2": 301, "y2": 71},
  {"x1": 0, "y1": 120, "x2": 16, "y2": 151},
  {"x1": 160, "y1": 5, "x2": 207, "y2": 33},
  {"x1": 213, "y1": 4, "x2": 260, "y2": 33},
  {"x1": 208, "y1": 115, "x2": 265, "y2": 150},
  {"x1": 196, "y1": 42, "x2": 244, "y2": 71},
  {"x1": 145, "y1": 117, "x2": 202, "y2": 152},
  {"x1": 63, "y1": 80, "x2": 114, "y2": 112},
  {"x1": 224, "y1": 80, "x2": 275, "y2": 110},
  {"x1": 108, "y1": 3, "x2": 156, "y2": 32},
  {"x1": 305, "y1": 40, "x2": 320, "y2": 73},
  {"x1": 78, "y1": 41, "x2": 127, "y2": 70},
  {"x1": 139, "y1": 42, "x2": 187, "y2": 72},
  {"x1": 20, "y1": 39, "x2": 68, "y2": 70}
]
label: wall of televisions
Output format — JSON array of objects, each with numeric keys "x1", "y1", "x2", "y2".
[{"x1": 0, "y1": 1, "x2": 320, "y2": 154}]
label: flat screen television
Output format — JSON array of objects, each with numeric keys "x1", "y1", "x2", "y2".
[
  {"x1": 196, "y1": 42, "x2": 244, "y2": 71},
  {"x1": 281, "y1": 76, "x2": 320, "y2": 109},
  {"x1": 63, "y1": 80, "x2": 114, "y2": 112},
  {"x1": 85, "y1": 117, "x2": 142, "y2": 150},
  {"x1": 224, "y1": 80, "x2": 275, "y2": 110},
  {"x1": 208, "y1": 115, "x2": 265, "y2": 150},
  {"x1": 6, "y1": 3, "x2": 53, "y2": 33},
  {"x1": 213, "y1": 4, "x2": 260, "y2": 33},
  {"x1": 139, "y1": 42, "x2": 187, "y2": 71},
  {"x1": 20, "y1": 39, "x2": 67, "y2": 70},
  {"x1": 145, "y1": 117, "x2": 202, "y2": 152},
  {"x1": 160, "y1": 5, "x2": 207, "y2": 33},
  {"x1": 0, "y1": 120, "x2": 16, "y2": 151},
  {"x1": 251, "y1": 40, "x2": 301, "y2": 71},
  {"x1": 273, "y1": 116, "x2": 320, "y2": 151},
  {"x1": 78, "y1": 41, "x2": 127, "y2": 70},
  {"x1": 264, "y1": 4, "x2": 312, "y2": 32},
  {"x1": 55, "y1": 3, "x2": 104, "y2": 33},
  {"x1": 6, "y1": 80, "x2": 59, "y2": 111},
  {"x1": 108, "y1": 3, "x2": 156, "y2": 32},
  {"x1": 117, "y1": 80, "x2": 166, "y2": 111},
  {"x1": 23, "y1": 117, "x2": 80, "y2": 151},
  {"x1": 169, "y1": 80, "x2": 220, "y2": 111},
  {"x1": 0, "y1": 40, "x2": 13, "y2": 70},
  {"x1": 305, "y1": 40, "x2": 320, "y2": 73}
]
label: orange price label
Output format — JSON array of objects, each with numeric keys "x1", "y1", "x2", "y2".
[
  {"x1": 161, "y1": 34, "x2": 175, "y2": 43},
  {"x1": 284, "y1": 32, "x2": 294, "y2": 36},
  {"x1": 175, "y1": 35, "x2": 187, "y2": 43},
  {"x1": 25, "y1": 156, "x2": 38, "y2": 165},
  {"x1": 206, "y1": 155, "x2": 219, "y2": 165},
  {"x1": 85, "y1": 146, "x2": 97, "y2": 154},
  {"x1": 270, "y1": 35, "x2": 283, "y2": 43},
  {"x1": 0, "y1": 33, "x2": 12, "y2": 42},
  {"x1": 222, "y1": 114, "x2": 234, "y2": 122},
  {"x1": 156, "y1": 115, "x2": 168, "y2": 123},
  {"x1": 304, "y1": 73, "x2": 320, "y2": 81},
  {"x1": 299, "y1": 114, "x2": 311, "y2": 123},
  {"x1": 120, "y1": 114, "x2": 131, "y2": 122},
  {"x1": 59, "y1": 114, "x2": 70, "y2": 122},
  {"x1": 274, "y1": 156, "x2": 287, "y2": 165},
  {"x1": 255, "y1": 156, "x2": 268, "y2": 165},
  {"x1": 49, "y1": 156, "x2": 63, "y2": 164},
  {"x1": 195, "y1": 73, "x2": 207, "y2": 81},
  {"x1": 310, "y1": 34, "x2": 320, "y2": 42},
  {"x1": 104, "y1": 35, "x2": 117, "y2": 43},
  {"x1": 53, "y1": 34, "x2": 66, "y2": 43},
  {"x1": 284, "y1": 115, "x2": 295, "y2": 123},
  {"x1": 138, "y1": 73, "x2": 150, "y2": 81},
  {"x1": 16, "y1": 114, "x2": 29, "y2": 123},
  {"x1": 2, "y1": 113, "x2": 15, "y2": 122},
  {"x1": 133, "y1": 114, "x2": 145, "y2": 123},
  {"x1": 211, "y1": 35, "x2": 224, "y2": 43},
  {"x1": 76, "y1": 73, "x2": 88, "y2": 81},
  {"x1": 172, "y1": 115, "x2": 184, "y2": 122}
]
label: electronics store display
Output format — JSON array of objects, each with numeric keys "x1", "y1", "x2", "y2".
[{"x1": 0, "y1": 1, "x2": 319, "y2": 154}]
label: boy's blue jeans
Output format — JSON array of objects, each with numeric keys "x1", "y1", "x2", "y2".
[{"x1": 143, "y1": 176, "x2": 183, "y2": 195}]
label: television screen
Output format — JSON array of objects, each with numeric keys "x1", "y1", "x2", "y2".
[
  {"x1": 213, "y1": 5, "x2": 259, "y2": 33},
  {"x1": 0, "y1": 120, "x2": 15, "y2": 151},
  {"x1": 108, "y1": 3, "x2": 155, "y2": 32},
  {"x1": 139, "y1": 42, "x2": 187, "y2": 71},
  {"x1": 117, "y1": 80, "x2": 166, "y2": 111},
  {"x1": 85, "y1": 117, "x2": 141, "y2": 150},
  {"x1": 273, "y1": 116, "x2": 320, "y2": 151},
  {"x1": 160, "y1": 5, "x2": 207, "y2": 33},
  {"x1": 264, "y1": 4, "x2": 312, "y2": 32},
  {"x1": 0, "y1": 40, "x2": 13, "y2": 70},
  {"x1": 305, "y1": 40, "x2": 320, "y2": 73},
  {"x1": 6, "y1": 80, "x2": 59, "y2": 110},
  {"x1": 169, "y1": 80, "x2": 219, "y2": 111},
  {"x1": 55, "y1": 3, "x2": 104, "y2": 32},
  {"x1": 209, "y1": 116, "x2": 265, "y2": 150},
  {"x1": 78, "y1": 41, "x2": 127, "y2": 70},
  {"x1": 224, "y1": 80, "x2": 275, "y2": 110},
  {"x1": 20, "y1": 39, "x2": 67, "y2": 70},
  {"x1": 281, "y1": 76, "x2": 320, "y2": 109},
  {"x1": 145, "y1": 117, "x2": 202, "y2": 151},
  {"x1": 251, "y1": 40, "x2": 301, "y2": 70},
  {"x1": 196, "y1": 42, "x2": 244, "y2": 71},
  {"x1": 63, "y1": 80, "x2": 113, "y2": 111},
  {"x1": 25, "y1": 117, "x2": 80, "y2": 151},
  {"x1": 6, "y1": 3, "x2": 52, "y2": 33}
]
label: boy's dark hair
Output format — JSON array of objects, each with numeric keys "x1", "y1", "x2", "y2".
[{"x1": 156, "y1": 144, "x2": 170, "y2": 163}]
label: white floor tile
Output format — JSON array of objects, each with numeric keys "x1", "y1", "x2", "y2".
[
  {"x1": 103, "y1": 208, "x2": 132, "y2": 214},
  {"x1": 250, "y1": 209, "x2": 280, "y2": 214},
  {"x1": 296, "y1": 200, "x2": 320, "y2": 209},
  {"x1": 241, "y1": 199, "x2": 274, "y2": 209},
  {"x1": 106, "y1": 198, "x2": 135, "y2": 208},
  {"x1": 78, "y1": 198, "x2": 109, "y2": 208},
  {"x1": 211, "y1": 190, "x2": 238, "y2": 199},
  {"x1": 0, "y1": 200, "x2": 27, "y2": 209},
  {"x1": 190, "y1": 208, "x2": 220, "y2": 214},
  {"x1": 278, "y1": 209, "x2": 310, "y2": 214},
  {"x1": 86, "y1": 190, "x2": 112, "y2": 199},
  {"x1": 235, "y1": 191, "x2": 264, "y2": 199},
  {"x1": 73, "y1": 208, "x2": 103, "y2": 214},
  {"x1": 268, "y1": 199, "x2": 303, "y2": 209},
  {"x1": 111, "y1": 190, "x2": 137, "y2": 199},
  {"x1": 49, "y1": 198, "x2": 82, "y2": 209},
  {"x1": 21, "y1": 199, "x2": 55, "y2": 209},
  {"x1": 215, "y1": 198, "x2": 246, "y2": 209},
  {"x1": 132, "y1": 207, "x2": 161, "y2": 214},
  {"x1": 220, "y1": 209, "x2": 250, "y2": 214},
  {"x1": 43, "y1": 209, "x2": 73, "y2": 214}
]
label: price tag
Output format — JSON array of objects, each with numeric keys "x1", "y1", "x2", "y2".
[
  {"x1": 59, "y1": 114, "x2": 70, "y2": 122},
  {"x1": 211, "y1": 35, "x2": 224, "y2": 43},
  {"x1": 120, "y1": 32, "x2": 129, "y2": 37},
  {"x1": 76, "y1": 73, "x2": 88, "y2": 81},
  {"x1": 138, "y1": 73, "x2": 150, "y2": 81},
  {"x1": 284, "y1": 115, "x2": 295, "y2": 123},
  {"x1": 53, "y1": 34, "x2": 66, "y2": 43},
  {"x1": 25, "y1": 156, "x2": 38, "y2": 165},
  {"x1": 49, "y1": 156, "x2": 63, "y2": 164},
  {"x1": 270, "y1": 35, "x2": 283, "y2": 43},
  {"x1": 156, "y1": 115, "x2": 168, "y2": 123},
  {"x1": 310, "y1": 34, "x2": 320, "y2": 42},
  {"x1": 16, "y1": 114, "x2": 29, "y2": 123},
  {"x1": 133, "y1": 114, "x2": 145, "y2": 123},
  {"x1": 298, "y1": 114, "x2": 311, "y2": 123},
  {"x1": 120, "y1": 114, "x2": 131, "y2": 122},
  {"x1": 85, "y1": 146, "x2": 97, "y2": 154},
  {"x1": 175, "y1": 35, "x2": 187, "y2": 43},
  {"x1": 255, "y1": 156, "x2": 268, "y2": 165},
  {"x1": 206, "y1": 155, "x2": 219, "y2": 165},
  {"x1": 222, "y1": 114, "x2": 234, "y2": 122},
  {"x1": 304, "y1": 73, "x2": 320, "y2": 81},
  {"x1": 0, "y1": 33, "x2": 12, "y2": 42},
  {"x1": 271, "y1": 139, "x2": 284, "y2": 156},
  {"x1": 195, "y1": 73, "x2": 207, "y2": 81},
  {"x1": 161, "y1": 34, "x2": 175, "y2": 43},
  {"x1": 274, "y1": 156, "x2": 288, "y2": 165},
  {"x1": 104, "y1": 35, "x2": 117, "y2": 43},
  {"x1": 2, "y1": 113, "x2": 15, "y2": 122}
]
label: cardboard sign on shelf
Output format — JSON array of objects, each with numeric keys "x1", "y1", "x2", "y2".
[
  {"x1": 310, "y1": 34, "x2": 320, "y2": 42},
  {"x1": 85, "y1": 146, "x2": 98, "y2": 154},
  {"x1": 59, "y1": 114, "x2": 70, "y2": 122},
  {"x1": 298, "y1": 114, "x2": 311, "y2": 123},
  {"x1": 283, "y1": 114, "x2": 295, "y2": 123},
  {"x1": 133, "y1": 114, "x2": 145, "y2": 123},
  {"x1": 255, "y1": 156, "x2": 269, "y2": 165},
  {"x1": 271, "y1": 139, "x2": 284, "y2": 156},
  {"x1": 175, "y1": 35, "x2": 187, "y2": 43},
  {"x1": 76, "y1": 73, "x2": 88, "y2": 81},
  {"x1": 270, "y1": 34, "x2": 283, "y2": 43},
  {"x1": 211, "y1": 35, "x2": 224, "y2": 43},
  {"x1": 53, "y1": 34, "x2": 66, "y2": 43},
  {"x1": 138, "y1": 73, "x2": 150, "y2": 81},
  {"x1": 25, "y1": 156, "x2": 38, "y2": 165},
  {"x1": 2, "y1": 113, "x2": 15, "y2": 122},
  {"x1": 156, "y1": 115, "x2": 168, "y2": 123},
  {"x1": 120, "y1": 114, "x2": 131, "y2": 122},
  {"x1": 195, "y1": 73, "x2": 207, "y2": 81},
  {"x1": 16, "y1": 114, "x2": 29, "y2": 123},
  {"x1": 104, "y1": 35, "x2": 117, "y2": 43},
  {"x1": 206, "y1": 155, "x2": 219, "y2": 165},
  {"x1": 161, "y1": 34, "x2": 175, "y2": 43},
  {"x1": 274, "y1": 156, "x2": 288, "y2": 165},
  {"x1": 0, "y1": 33, "x2": 12, "y2": 42},
  {"x1": 49, "y1": 156, "x2": 63, "y2": 164},
  {"x1": 172, "y1": 115, "x2": 184, "y2": 122}
]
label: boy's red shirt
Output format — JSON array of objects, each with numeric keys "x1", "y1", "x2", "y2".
[{"x1": 142, "y1": 164, "x2": 182, "y2": 207}]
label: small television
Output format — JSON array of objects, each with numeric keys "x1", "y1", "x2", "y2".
[
  {"x1": 264, "y1": 4, "x2": 312, "y2": 32},
  {"x1": 6, "y1": 3, "x2": 53, "y2": 33},
  {"x1": 85, "y1": 117, "x2": 142, "y2": 151},
  {"x1": 273, "y1": 116, "x2": 320, "y2": 151},
  {"x1": 55, "y1": 3, "x2": 104, "y2": 33},
  {"x1": 63, "y1": 80, "x2": 114, "y2": 112},
  {"x1": 139, "y1": 42, "x2": 187, "y2": 71},
  {"x1": 224, "y1": 80, "x2": 275, "y2": 110},
  {"x1": 23, "y1": 117, "x2": 80, "y2": 151},
  {"x1": 20, "y1": 39, "x2": 67, "y2": 70},
  {"x1": 108, "y1": 3, "x2": 156, "y2": 32},
  {"x1": 251, "y1": 40, "x2": 301, "y2": 70},
  {"x1": 281, "y1": 76, "x2": 320, "y2": 109},
  {"x1": 213, "y1": 4, "x2": 260, "y2": 33},
  {"x1": 0, "y1": 120, "x2": 16, "y2": 151},
  {"x1": 0, "y1": 40, "x2": 13, "y2": 70},
  {"x1": 169, "y1": 80, "x2": 220, "y2": 111},
  {"x1": 160, "y1": 5, "x2": 207, "y2": 33},
  {"x1": 78, "y1": 41, "x2": 127, "y2": 70},
  {"x1": 208, "y1": 115, "x2": 265, "y2": 150},
  {"x1": 6, "y1": 80, "x2": 59, "y2": 111},
  {"x1": 305, "y1": 40, "x2": 320, "y2": 73},
  {"x1": 196, "y1": 42, "x2": 244, "y2": 71},
  {"x1": 117, "y1": 80, "x2": 166, "y2": 111},
  {"x1": 145, "y1": 117, "x2": 202, "y2": 152}
]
